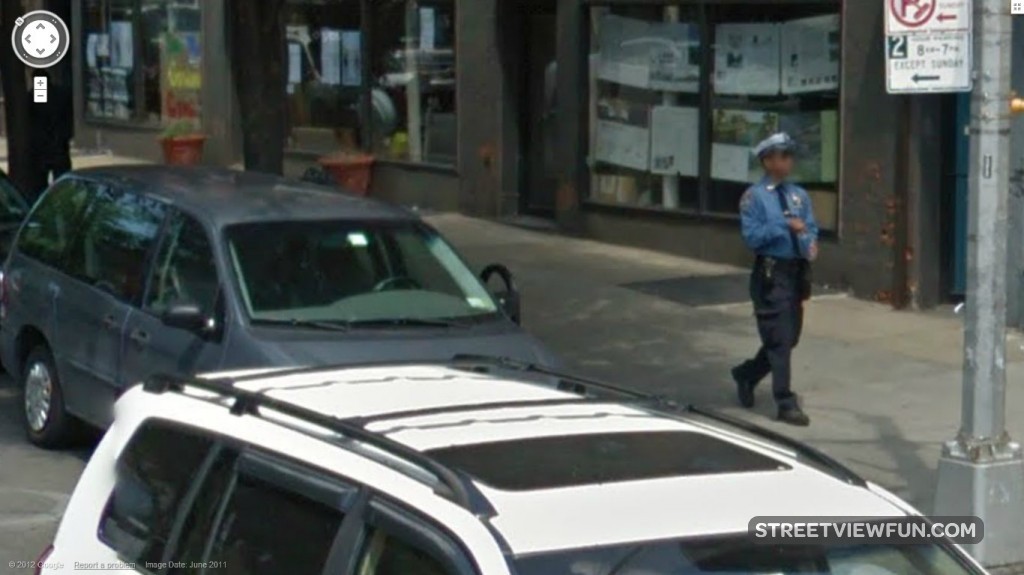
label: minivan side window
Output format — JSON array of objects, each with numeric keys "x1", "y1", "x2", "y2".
[
  {"x1": 16, "y1": 178, "x2": 89, "y2": 268},
  {"x1": 99, "y1": 420, "x2": 215, "y2": 566},
  {"x1": 68, "y1": 185, "x2": 166, "y2": 303},
  {"x1": 145, "y1": 213, "x2": 219, "y2": 318}
]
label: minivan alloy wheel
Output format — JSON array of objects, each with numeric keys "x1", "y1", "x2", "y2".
[{"x1": 24, "y1": 361, "x2": 53, "y2": 432}]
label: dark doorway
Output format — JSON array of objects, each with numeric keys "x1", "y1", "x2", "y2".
[{"x1": 518, "y1": 4, "x2": 558, "y2": 216}]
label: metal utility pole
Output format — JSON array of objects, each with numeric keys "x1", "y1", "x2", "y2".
[{"x1": 934, "y1": 0, "x2": 1024, "y2": 567}]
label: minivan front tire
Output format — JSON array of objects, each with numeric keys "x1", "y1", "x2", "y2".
[{"x1": 22, "y1": 346, "x2": 80, "y2": 448}]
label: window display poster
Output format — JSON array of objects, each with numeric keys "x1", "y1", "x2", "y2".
[
  {"x1": 96, "y1": 33, "x2": 110, "y2": 58},
  {"x1": 161, "y1": 32, "x2": 202, "y2": 122},
  {"x1": 594, "y1": 98, "x2": 651, "y2": 171},
  {"x1": 321, "y1": 28, "x2": 341, "y2": 85},
  {"x1": 779, "y1": 109, "x2": 839, "y2": 183},
  {"x1": 110, "y1": 21, "x2": 134, "y2": 69},
  {"x1": 596, "y1": 14, "x2": 700, "y2": 93},
  {"x1": 714, "y1": 23, "x2": 781, "y2": 96},
  {"x1": 650, "y1": 105, "x2": 699, "y2": 177},
  {"x1": 782, "y1": 14, "x2": 840, "y2": 94},
  {"x1": 288, "y1": 43, "x2": 302, "y2": 85},
  {"x1": 711, "y1": 144, "x2": 752, "y2": 184},
  {"x1": 711, "y1": 108, "x2": 779, "y2": 182},
  {"x1": 341, "y1": 31, "x2": 362, "y2": 87},
  {"x1": 419, "y1": 7, "x2": 436, "y2": 51},
  {"x1": 86, "y1": 34, "x2": 98, "y2": 68},
  {"x1": 185, "y1": 33, "x2": 202, "y2": 65}
]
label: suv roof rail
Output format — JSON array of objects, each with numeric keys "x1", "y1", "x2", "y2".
[
  {"x1": 451, "y1": 354, "x2": 867, "y2": 488},
  {"x1": 679, "y1": 405, "x2": 867, "y2": 487},
  {"x1": 141, "y1": 374, "x2": 496, "y2": 517}
]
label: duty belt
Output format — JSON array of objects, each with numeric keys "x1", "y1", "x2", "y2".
[{"x1": 756, "y1": 256, "x2": 803, "y2": 278}]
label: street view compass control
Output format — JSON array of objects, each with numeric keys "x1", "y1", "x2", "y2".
[{"x1": 11, "y1": 10, "x2": 70, "y2": 69}]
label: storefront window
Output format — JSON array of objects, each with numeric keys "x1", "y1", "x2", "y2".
[
  {"x1": 586, "y1": 2, "x2": 840, "y2": 231},
  {"x1": 82, "y1": 0, "x2": 202, "y2": 125},
  {"x1": 588, "y1": 5, "x2": 701, "y2": 210},
  {"x1": 284, "y1": 0, "x2": 363, "y2": 151},
  {"x1": 284, "y1": 0, "x2": 456, "y2": 166},
  {"x1": 370, "y1": 0, "x2": 456, "y2": 164}
]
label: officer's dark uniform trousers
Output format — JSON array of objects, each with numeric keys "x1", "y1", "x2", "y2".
[{"x1": 735, "y1": 255, "x2": 806, "y2": 408}]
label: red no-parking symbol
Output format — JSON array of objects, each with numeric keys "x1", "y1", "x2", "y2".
[{"x1": 889, "y1": 0, "x2": 937, "y2": 28}]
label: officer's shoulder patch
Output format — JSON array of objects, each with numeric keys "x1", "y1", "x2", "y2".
[{"x1": 739, "y1": 188, "x2": 756, "y2": 211}]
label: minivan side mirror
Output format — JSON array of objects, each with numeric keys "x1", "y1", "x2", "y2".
[
  {"x1": 160, "y1": 303, "x2": 209, "y2": 333},
  {"x1": 480, "y1": 263, "x2": 521, "y2": 324}
]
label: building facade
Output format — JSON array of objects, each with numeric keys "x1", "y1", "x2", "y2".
[{"x1": 69, "y1": 0, "x2": 1024, "y2": 312}]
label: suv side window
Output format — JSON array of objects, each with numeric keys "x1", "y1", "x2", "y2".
[
  {"x1": 202, "y1": 452, "x2": 351, "y2": 574},
  {"x1": 356, "y1": 500, "x2": 475, "y2": 575},
  {"x1": 99, "y1": 420, "x2": 216, "y2": 565},
  {"x1": 69, "y1": 184, "x2": 166, "y2": 303},
  {"x1": 16, "y1": 178, "x2": 89, "y2": 268},
  {"x1": 145, "y1": 212, "x2": 219, "y2": 317}
]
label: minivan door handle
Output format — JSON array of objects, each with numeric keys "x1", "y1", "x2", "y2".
[
  {"x1": 102, "y1": 314, "x2": 118, "y2": 331},
  {"x1": 129, "y1": 328, "x2": 150, "y2": 347}
]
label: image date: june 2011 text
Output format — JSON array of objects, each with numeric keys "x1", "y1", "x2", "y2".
[{"x1": 146, "y1": 561, "x2": 230, "y2": 570}]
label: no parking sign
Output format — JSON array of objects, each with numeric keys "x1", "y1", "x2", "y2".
[{"x1": 885, "y1": 0, "x2": 972, "y2": 93}]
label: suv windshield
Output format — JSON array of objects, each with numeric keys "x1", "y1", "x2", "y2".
[
  {"x1": 515, "y1": 536, "x2": 980, "y2": 575},
  {"x1": 227, "y1": 220, "x2": 499, "y2": 324}
]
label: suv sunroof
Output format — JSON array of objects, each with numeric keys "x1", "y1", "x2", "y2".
[{"x1": 427, "y1": 431, "x2": 789, "y2": 491}]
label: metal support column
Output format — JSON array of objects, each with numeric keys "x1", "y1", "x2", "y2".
[{"x1": 933, "y1": 0, "x2": 1024, "y2": 567}]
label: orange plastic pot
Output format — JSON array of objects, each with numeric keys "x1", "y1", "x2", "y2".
[
  {"x1": 160, "y1": 135, "x2": 207, "y2": 166},
  {"x1": 318, "y1": 153, "x2": 375, "y2": 196}
]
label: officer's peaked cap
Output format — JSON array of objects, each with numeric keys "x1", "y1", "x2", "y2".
[{"x1": 753, "y1": 132, "x2": 796, "y2": 159}]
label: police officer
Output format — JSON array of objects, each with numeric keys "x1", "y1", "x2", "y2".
[{"x1": 732, "y1": 132, "x2": 818, "y2": 427}]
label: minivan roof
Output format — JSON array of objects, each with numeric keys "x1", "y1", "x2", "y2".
[{"x1": 72, "y1": 165, "x2": 417, "y2": 227}]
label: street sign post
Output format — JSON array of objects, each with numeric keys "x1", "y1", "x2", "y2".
[
  {"x1": 933, "y1": 0, "x2": 1024, "y2": 566},
  {"x1": 885, "y1": 0, "x2": 972, "y2": 94}
]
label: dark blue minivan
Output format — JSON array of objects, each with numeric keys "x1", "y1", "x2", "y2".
[{"x1": 0, "y1": 166, "x2": 558, "y2": 447}]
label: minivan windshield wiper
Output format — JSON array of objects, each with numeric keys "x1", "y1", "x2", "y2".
[
  {"x1": 343, "y1": 317, "x2": 469, "y2": 329},
  {"x1": 251, "y1": 318, "x2": 351, "y2": 332}
]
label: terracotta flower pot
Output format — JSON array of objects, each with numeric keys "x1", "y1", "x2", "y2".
[
  {"x1": 160, "y1": 135, "x2": 207, "y2": 166},
  {"x1": 318, "y1": 153, "x2": 375, "y2": 196}
]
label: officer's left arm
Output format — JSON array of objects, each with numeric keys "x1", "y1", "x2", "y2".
[{"x1": 798, "y1": 187, "x2": 820, "y2": 258}]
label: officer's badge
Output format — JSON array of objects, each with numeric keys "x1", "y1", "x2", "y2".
[{"x1": 791, "y1": 193, "x2": 802, "y2": 208}]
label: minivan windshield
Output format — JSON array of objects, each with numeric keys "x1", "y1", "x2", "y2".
[
  {"x1": 515, "y1": 536, "x2": 980, "y2": 575},
  {"x1": 0, "y1": 174, "x2": 28, "y2": 225},
  {"x1": 226, "y1": 220, "x2": 500, "y2": 325}
]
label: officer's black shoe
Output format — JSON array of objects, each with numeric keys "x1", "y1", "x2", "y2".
[
  {"x1": 777, "y1": 405, "x2": 810, "y2": 427},
  {"x1": 731, "y1": 366, "x2": 755, "y2": 409}
]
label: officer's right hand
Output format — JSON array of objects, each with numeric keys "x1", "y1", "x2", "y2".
[{"x1": 787, "y1": 218, "x2": 806, "y2": 233}]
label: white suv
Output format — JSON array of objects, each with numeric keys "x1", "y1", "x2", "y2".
[{"x1": 37, "y1": 359, "x2": 986, "y2": 575}]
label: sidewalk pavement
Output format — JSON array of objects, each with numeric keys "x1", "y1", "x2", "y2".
[{"x1": 425, "y1": 213, "x2": 1024, "y2": 520}]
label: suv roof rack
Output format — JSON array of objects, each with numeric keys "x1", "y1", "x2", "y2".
[
  {"x1": 141, "y1": 374, "x2": 497, "y2": 517},
  {"x1": 450, "y1": 354, "x2": 868, "y2": 488}
]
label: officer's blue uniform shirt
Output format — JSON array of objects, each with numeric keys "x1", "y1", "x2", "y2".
[{"x1": 739, "y1": 176, "x2": 819, "y2": 260}]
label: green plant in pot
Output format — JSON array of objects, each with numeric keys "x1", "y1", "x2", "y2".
[{"x1": 160, "y1": 120, "x2": 207, "y2": 166}]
